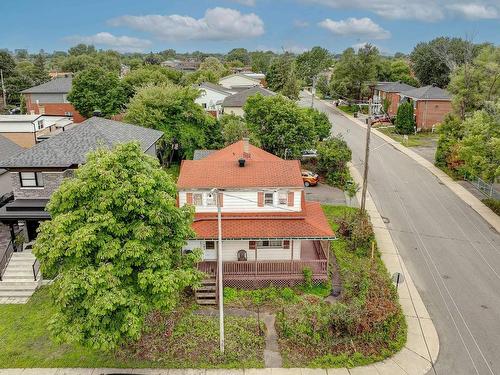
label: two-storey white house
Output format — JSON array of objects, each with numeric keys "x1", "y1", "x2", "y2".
[
  {"x1": 193, "y1": 82, "x2": 234, "y2": 118},
  {"x1": 177, "y1": 139, "x2": 335, "y2": 289}
]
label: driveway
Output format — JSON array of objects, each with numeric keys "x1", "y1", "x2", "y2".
[
  {"x1": 304, "y1": 183, "x2": 347, "y2": 206},
  {"x1": 299, "y1": 92, "x2": 500, "y2": 375}
]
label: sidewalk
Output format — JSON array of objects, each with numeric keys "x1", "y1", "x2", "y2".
[{"x1": 329, "y1": 102, "x2": 500, "y2": 233}]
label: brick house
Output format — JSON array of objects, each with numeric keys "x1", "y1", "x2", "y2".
[
  {"x1": 177, "y1": 139, "x2": 335, "y2": 293},
  {"x1": 399, "y1": 85, "x2": 452, "y2": 130},
  {"x1": 373, "y1": 82, "x2": 415, "y2": 117},
  {"x1": 21, "y1": 77, "x2": 86, "y2": 123}
]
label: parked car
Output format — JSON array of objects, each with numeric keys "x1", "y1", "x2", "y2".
[
  {"x1": 301, "y1": 170, "x2": 319, "y2": 187},
  {"x1": 301, "y1": 149, "x2": 317, "y2": 159}
]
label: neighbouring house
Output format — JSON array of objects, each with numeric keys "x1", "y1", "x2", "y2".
[
  {"x1": 161, "y1": 59, "x2": 200, "y2": 72},
  {"x1": 177, "y1": 138, "x2": 335, "y2": 293},
  {"x1": 372, "y1": 81, "x2": 416, "y2": 117},
  {"x1": 0, "y1": 114, "x2": 73, "y2": 148},
  {"x1": 222, "y1": 86, "x2": 275, "y2": 117},
  {"x1": 219, "y1": 73, "x2": 262, "y2": 90},
  {"x1": 48, "y1": 71, "x2": 73, "y2": 79},
  {"x1": 194, "y1": 82, "x2": 234, "y2": 118},
  {"x1": 21, "y1": 77, "x2": 85, "y2": 123},
  {"x1": 0, "y1": 117, "x2": 163, "y2": 244},
  {"x1": 399, "y1": 85, "x2": 452, "y2": 130},
  {"x1": 0, "y1": 135, "x2": 23, "y2": 200}
]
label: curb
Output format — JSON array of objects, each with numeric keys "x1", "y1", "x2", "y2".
[
  {"x1": 347, "y1": 163, "x2": 439, "y2": 375},
  {"x1": 328, "y1": 102, "x2": 500, "y2": 234}
]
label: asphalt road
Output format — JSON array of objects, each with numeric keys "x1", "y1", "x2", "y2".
[{"x1": 299, "y1": 92, "x2": 500, "y2": 375}]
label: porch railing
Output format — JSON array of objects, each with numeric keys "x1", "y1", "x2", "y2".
[
  {"x1": 198, "y1": 259, "x2": 328, "y2": 278},
  {"x1": 32, "y1": 259, "x2": 41, "y2": 281},
  {"x1": 0, "y1": 240, "x2": 15, "y2": 281}
]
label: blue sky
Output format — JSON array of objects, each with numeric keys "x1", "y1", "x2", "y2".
[{"x1": 1, "y1": 0, "x2": 499, "y2": 55}]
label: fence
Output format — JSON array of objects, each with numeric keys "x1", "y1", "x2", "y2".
[{"x1": 464, "y1": 175, "x2": 500, "y2": 200}]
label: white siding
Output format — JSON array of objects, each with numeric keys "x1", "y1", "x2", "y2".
[
  {"x1": 179, "y1": 189, "x2": 303, "y2": 212},
  {"x1": 195, "y1": 88, "x2": 231, "y2": 113},
  {"x1": 0, "y1": 115, "x2": 70, "y2": 133},
  {"x1": 183, "y1": 239, "x2": 302, "y2": 261}
]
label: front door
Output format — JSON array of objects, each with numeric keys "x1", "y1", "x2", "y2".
[{"x1": 26, "y1": 220, "x2": 40, "y2": 242}]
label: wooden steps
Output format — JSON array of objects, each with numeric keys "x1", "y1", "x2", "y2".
[{"x1": 195, "y1": 278, "x2": 217, "y2": 305}]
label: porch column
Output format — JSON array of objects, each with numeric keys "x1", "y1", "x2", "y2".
[
  {"x1": 9, "y1": 223, "x2": 17, "y2": 252},
  {"x1": 290, "y1": 239, "x2": 294, "y2": 276}
]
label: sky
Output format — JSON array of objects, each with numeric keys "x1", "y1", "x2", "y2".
[{"x1": 1, "y1": 0, "x2": 499, "y2": 55}]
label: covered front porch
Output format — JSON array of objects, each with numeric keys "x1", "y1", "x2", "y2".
[{"x1": 197, "y1": 239, "x2": 330, "y2": 288}]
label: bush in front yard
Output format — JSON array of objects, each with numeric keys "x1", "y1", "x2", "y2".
[
  {"x1": 395, "y1": 101, "x2": 415, "y2": 135},
  {"x1": 316, "y1": 137, "x2": 352, "y2": 189}
]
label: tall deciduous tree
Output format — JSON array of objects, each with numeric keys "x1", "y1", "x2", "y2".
[
  {"x1": 68, "y1": 66, "x2": 126, "y2": 118},
  {"x1": 124, "y1": 84, "x2": 220, "y2": 159},
  {"x1": 121, "y1": 66, "x2": 182, "y2": 99},
  {"x1": 244, "y1": 94, "x2": 316, "y2": 158},
  {"x1": 33, "y1": 142, "x2": 201, "y2": 350},
  {"x1": 226, "y1": 48, "x2": 251, "y2": 66},
  {"x1": 266, "y1": 53, "x2": 300, "y2": 100},
  {"x1": 220, "y1": 113, "x2": 259, "y2": 146},
  {"x1": 296, "y1": 46, "x2": 333, "y2": 86}
]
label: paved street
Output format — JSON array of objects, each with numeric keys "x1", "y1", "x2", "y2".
[{"x1": 300, "y1": 92, "x2": 500, "y2": 375}]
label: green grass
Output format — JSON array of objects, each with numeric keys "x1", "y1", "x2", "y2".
[
  {"x1": 483, "y1": 198, "x2": 500, "y2": 216},
  {"x1": 377, "y1": 127, "x2": 438, "y2": 148},
  {"x1": 0, "y1": 288, "x2": 265, "y2": 368},
  {"x1": 338, "y1": 105, "x2": 357, "y2": 115}
]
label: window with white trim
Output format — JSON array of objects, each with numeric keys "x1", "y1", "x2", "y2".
[
  {"x1": 205, "y1": 241, "x2": 217, "y2": 250},
  {"x1": 193, "y1": 193, "x2": 203, "y2": 206},
  {"x1": 278, "y1": 191, "x2": 288, "y2": 205},
  {"x1": 256, "y1": 240, "x2": 283, "y2": 248},
  {"x1": 36, "y1": 120, "x2": 44, "y2": 130},
  {"x1": 206, "y1": 193, "x2": 216, "y2": 206},
  {"x1": 264, "y1": 192, "x2": 274, "y2": 206},
  {"x1": 19, "y1": 172, "x2": 44, "y2": 187}
]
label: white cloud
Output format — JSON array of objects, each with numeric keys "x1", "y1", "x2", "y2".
[
  {"x1": 65, "y1": 32, "x2": 152, "y2": 53},
  {"x1": 447, "y1": 3, "x2": 499, "y2": 19},
  {"x1": 304, "y1": 0, "x2": 500, "y2": 21},
  {"x1": 319, "y1": 17, "x2": 391, "y2": 39},
  {"x1": 108, "y1": 7, "x2": 264, "y2": 41}
]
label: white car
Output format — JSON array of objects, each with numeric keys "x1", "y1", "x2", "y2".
[{"x1": 301, "y1": 149, "x2": 318, "y2": 159}]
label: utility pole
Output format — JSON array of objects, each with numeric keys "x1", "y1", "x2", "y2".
[
  {"x1": 311, "y1": 76, "x2": 317, "y2": 108},
  {"x1": 360, "y1": 99, "x2": 372, "y2": 213},
  {"x1": 0, "y1": 70, "x2": 6, "y2": 108},
  {"x1": 212, "y1": 188, "x2": 225, "y2": 353}
]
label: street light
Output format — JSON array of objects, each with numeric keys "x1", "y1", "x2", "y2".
[{"x1": 209, "y1": 187, "x2": 224, "y2": 353}]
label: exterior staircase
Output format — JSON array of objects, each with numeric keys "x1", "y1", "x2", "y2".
[
  {"x1": 195, "y1": 278, "x2": 217, "y2": 305},
  {"x1": 0, "y1": 249, "x2": 40, "y2": 302}
]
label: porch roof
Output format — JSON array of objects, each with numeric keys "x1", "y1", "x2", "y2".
[
  {"x1": 191, "y1": 201, "x2": 335, "y2": 240},
  {"x1": 0, "y1": 199, "x2": 50, "y2": 222}
]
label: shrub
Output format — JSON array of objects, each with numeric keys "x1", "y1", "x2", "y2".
[
  {"x1": 302, "y1": 267, "x2": 313, "y2": 289},
  {"x1": 395, "y1": 101, "x2": 415, "y2": 135},
  {"x1": 316, "y1": 137, "x2": 352, "y2": 189}
]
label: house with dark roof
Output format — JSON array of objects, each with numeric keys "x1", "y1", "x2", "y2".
[
  {"x1": 0, "y1": 117, "x2": 163, "y2": 243},
  {"x1": 399, "y1": 85, "x2": 452, "y2": 130},
  {"x1": 0, "y1": 135, "x2": 23, "y2": 199},
  {"x1": 372, "y1": 81, "x2": 416, "y2": 117},
  {"x1": 21, "y1": 77, "x2": 85, "y2": 123},
  {"x1": 194, "y1": 82, "x2": 234, "y2": 118},
  {"x1": 178, "y1": 138, "x2": 334, "y2": 295},
  {"x1": 222, "y1": 86, "x2": 276, "y2": 117}
]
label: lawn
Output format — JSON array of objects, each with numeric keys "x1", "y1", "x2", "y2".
[
  {"x1": 377, "y1": 126, "x2": 438, "y2": 148},
  {"x1": 0, "y1": 288, "x2": 265, "y2": 368}
]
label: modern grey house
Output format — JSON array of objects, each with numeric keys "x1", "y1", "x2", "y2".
[
  {"x1": 0, "y1": 117, "x2": 163, "y2": 242},
  {"x1": 0, "y1": 135, "x2": 23, "y2": 201}
]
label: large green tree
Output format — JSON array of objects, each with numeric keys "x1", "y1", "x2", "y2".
[
  {"x1": 33, "y1": 142, "x2": 201, "y2": 350},
  {"x1": 226, "y1": 48, "x2": 251, "y2": 66},
  {"x1": 410, "y1": 37, "x2": 477, "y2": 88},
  {"x1": 296, "y1": 46, "x2": 333, "y2": 86},
  {"x1": 121, "y1": 65, "x2": 182, "y2": 99},
  {"x1": 266, "y1": 53, "x2": 300, "y2": 100},
  {"x1": 220, "y1": 113, "x2": 260, "y2": 146},
  {"x1": 448, "y1": 45, "x2": 500, "y2": 118},
  {"x1": 244, "y1": 94, "x2": 317, "y2": 158},
  {"x1": 68, "y1": 66, "x2": 126, "y2": 118},
  {"x1": 124, "y1": 84, "x2": 220, "y2": 159},
  {"x1": 250, "y1": 51, "x2": 274, "y2": 74}
]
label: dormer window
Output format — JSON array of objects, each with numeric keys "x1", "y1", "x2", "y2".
[
  {"x1": 278, "y1": 192, "x2": 288, "y2": 205},
  {"x1": 264, "y1": 192, "x2": 274, "y2": 206},
  {"x1": 193, "y1": 193, "x2": 203, "y2": 206}
]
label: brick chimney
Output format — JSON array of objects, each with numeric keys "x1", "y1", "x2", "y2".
[{"x1": 242, "y1": 137, "x2": 251, "y2": 159}]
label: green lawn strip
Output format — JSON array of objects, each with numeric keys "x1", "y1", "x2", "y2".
[
  {"x1": 482, "y1": 198, "x2": 500, "y2": 216},
  {"x1": 0, "y1": 288, "x2": 265, "y2": 368},
  {"x1": 275, "y1": 205, "x2": 406, "y2": 368},
  {"x1": 377, "y1": 127, "x2": 438, "y2": 148}
]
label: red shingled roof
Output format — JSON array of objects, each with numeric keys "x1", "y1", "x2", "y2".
[
  {"x1": 177, "y1": 141, "x2": 303, "y2": 189},
  {"x1": 191, "y1": 201, "x2": 335, "y2": 239}
]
